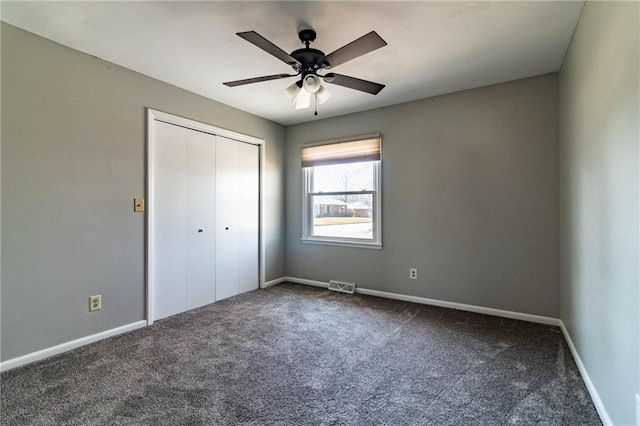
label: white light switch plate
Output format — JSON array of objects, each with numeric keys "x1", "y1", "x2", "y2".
[
  {"x1": 635, "y1": 393, "x2": 639, "y2": 426},
  {"x1": 133, "y1": 197, "x2": 145, "y2": 212}
]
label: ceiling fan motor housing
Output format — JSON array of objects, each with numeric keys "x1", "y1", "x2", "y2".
[{"x1": 291, "y1": 48, "x2": 329, "y2": 74}]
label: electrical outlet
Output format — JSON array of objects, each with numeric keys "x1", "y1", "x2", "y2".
[
  {"x1": 409, "y1": 268, "x2": 418, "y2": 280},
  {"x1": 89, "y1": 295, "x2": 101, "y2": 312}
]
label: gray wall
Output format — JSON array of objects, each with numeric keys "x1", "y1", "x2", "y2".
[
  {"x1": 285, "y1": 74, "x2": 560, "y2": 317},
  {"x1": 1, "y1": 23, "x2": 285, "y2": 361},
  {"x1": 559, "y1": 2, "x2": 639, "y2": 424}
]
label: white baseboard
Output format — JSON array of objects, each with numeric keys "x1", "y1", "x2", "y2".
[
  {"x1": 559, "y1": 322, "x2": 612, "y2": 426},
  {"x1": 284, "y1": 276, "x2": 329, "y2": 289},
  {"x1": 356, "y1": 287, "x2": 561, "y2": 326},
  {"x1": 283, "y1": 276, "x2": 560, "y2": 326},
  {"x1": 263, "y1": 277, "x2": 287, "y2": 288},
  {"x1": 0, "y1": 320, "x2": 147, "y2": 372}
]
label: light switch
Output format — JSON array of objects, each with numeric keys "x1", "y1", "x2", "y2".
[{"x1": 133, "y1": 197, "x2": 145, "y2": 212}]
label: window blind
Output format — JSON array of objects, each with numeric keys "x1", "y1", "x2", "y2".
[{"x1": 301, "y1": 137, "x2": 381, "y2": 167}]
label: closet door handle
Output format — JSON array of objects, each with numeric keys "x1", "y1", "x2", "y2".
[
  {"x1": 225, "y1": 227, "x2": 230, "y2": 230},
  {"x1": 198, "y1": 229, "x2": 204, "y2": 233}
]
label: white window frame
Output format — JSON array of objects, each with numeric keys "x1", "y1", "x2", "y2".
[{"x1": 301, "y1": 135, "x2": 382, "y2": 249}]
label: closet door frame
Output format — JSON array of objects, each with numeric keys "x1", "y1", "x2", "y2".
[{"x1": 146, "y1": 108, "x2": 265, "y2": 325}]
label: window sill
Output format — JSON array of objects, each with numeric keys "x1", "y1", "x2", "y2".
[{"x1": 301, "y1": 238, "x2": 382, "y2": 250}]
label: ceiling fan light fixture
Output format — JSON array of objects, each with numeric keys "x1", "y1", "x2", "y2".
[
  {"x1": 322, "y1": 73, "x2": 335, "y2": 83},
  {"x1": 284, "y1": 81, "x2": 301, "y2": 101},
  {"x1": 302, "y1": 74, "x2": 321, "y2": 94},
  {"x1": 316, "y1": 86, "x2": 330, "y2": 104},
  {"x1": 294, "y1": 87, "x2": 311, "y2": 110}
]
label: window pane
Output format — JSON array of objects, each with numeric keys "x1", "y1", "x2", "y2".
[
  {"x1": 312, "y1": 194, "x2": 373, "y2": 239},
  {"x1": 312, "y1": 161, "x2": 374, "y2": 193}
]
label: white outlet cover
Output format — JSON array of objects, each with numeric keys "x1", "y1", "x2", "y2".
[
  {"x1": 89, "y1": 295, "x2": 102, "y2": 311},
  {"x1": 636, "y1": 393, "x2": 640, "y2": 426}
]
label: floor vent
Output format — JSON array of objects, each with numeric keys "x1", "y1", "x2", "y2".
[{"x1": 328, "y1": 280, "x2": 356, "y2": 294}]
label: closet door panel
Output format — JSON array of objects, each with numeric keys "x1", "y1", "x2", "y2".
[
  {"x1": 186, "y1": 129, "x2": 216, "y2": 310},
  {"x1": 237, "y1": 142, "x2": 260, "y2": 294},
  {"x1": 152, "y1": 121, "x2": 188, "y2": 320},
  {"x1": 151, "y1": 118, "x2": 260, "y2": 319},
  {"x1": 215, "y1": 136, "x2": 239, "y2": 301}
]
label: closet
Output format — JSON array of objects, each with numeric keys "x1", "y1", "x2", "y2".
[{"x1": 148, "y1": 112, "x2": 260, "y2": 323}]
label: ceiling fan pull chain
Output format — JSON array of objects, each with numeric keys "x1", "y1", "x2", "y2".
[{"x1": 314, "y1": 94, "x2": 318, "y2": 116}]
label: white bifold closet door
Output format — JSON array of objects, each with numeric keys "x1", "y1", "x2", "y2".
[
  {"x1": 152, "y1": 122, "x2": 216, "y2": 321},
  {"x1": 215, "y1": 136, "x2": 259, "y2": 301},
  {"x1": 151, "y1": 121, "x2": 259, "y2": 322}
]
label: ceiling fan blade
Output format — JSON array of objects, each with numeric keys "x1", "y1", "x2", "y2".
[
  {"x1": 237, "y1": 31, "x2": 301, "y2": 66},
  {"x1": 223, "y1": 73, "x2": 297, "y2": 87},
  {"x1": 324, "y1": 31, "x2": 387, "y2": 69},
  {"x1": 323, "y1": 73, "x2": 385, "y2": 95}
]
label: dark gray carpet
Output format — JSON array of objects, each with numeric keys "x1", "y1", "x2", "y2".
[{"x1": 1, "y1": 283, "x2": 600, "y2": 425}]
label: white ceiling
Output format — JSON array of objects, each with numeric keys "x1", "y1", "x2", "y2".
[{"x1": 2, "y1": 1, "x2": 584, "y2": 126}]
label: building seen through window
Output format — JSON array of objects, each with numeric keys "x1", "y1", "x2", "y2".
[{"x1": 301, "y1": 136, "x2": 382, "y2": 248}]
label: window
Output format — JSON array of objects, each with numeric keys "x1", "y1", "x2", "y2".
[{"x1": 302, "y1": 135, "x2": 382, "y2": 249}]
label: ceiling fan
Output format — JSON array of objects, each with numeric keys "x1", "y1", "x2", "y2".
[{"x1": 223, "y1": 29, "x2": 387, "y2": 114}]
